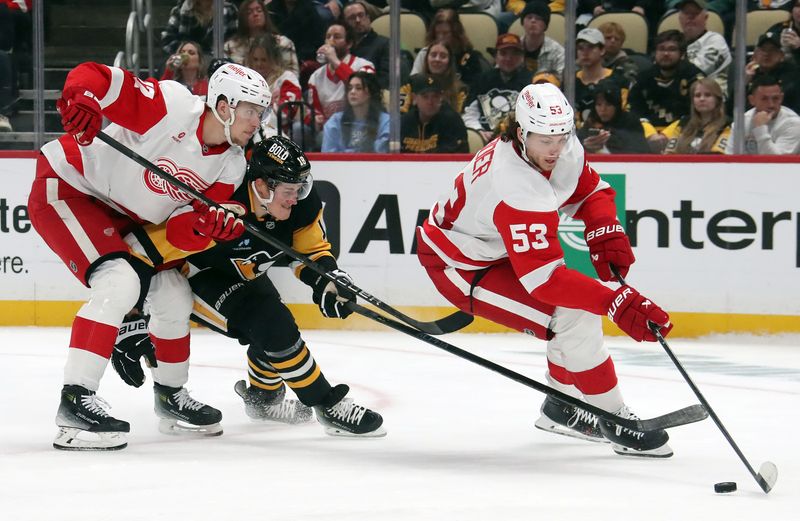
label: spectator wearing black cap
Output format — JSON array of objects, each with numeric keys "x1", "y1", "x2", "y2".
[
  {"x1": 463, "y1": 33, "x2": 531, "y2": 143},
  {"x1": 577, "y1": 85, "x2": 651, "y2": 154},
  {"x1": 517, "y1": 2, "x2": 565, "y2": 82},
  {"x1": 726, "y1": 75, "x2": 800, "y2": 154},
  {"x1": 401, "y1": 73, "x2": 469, "y2": 153},
  {"x1": 767, "y1": 0, "x2": 800, "y2": 64},
  {"x1": 574, "y1": 27, "x2": 629, "y2": 127},
  {"x1": 677, "y1": 0, "x2": 731, "y2": 93},
  {"x1": 744, "y1": 31, "x2": 800, "y2": 113}
]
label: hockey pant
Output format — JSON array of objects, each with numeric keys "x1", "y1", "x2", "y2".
[
  {"x1": 188, "y1": 269, "x2": 333, "y2": 406},
  {"x1": 28, "y1": 154, "x2": 192, "y2": 391},
  {"x1": 418, "y1": 247, "x2": 624, "y2": 413}
]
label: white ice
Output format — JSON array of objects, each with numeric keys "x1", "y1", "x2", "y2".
[{"x1": 0, "y1": 327, "x2": 798, "y2": 521}]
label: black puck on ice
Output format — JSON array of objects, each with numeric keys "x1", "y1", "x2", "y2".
[{"x1": 714, "y1": 482, "x2": 737, "y2": 493}]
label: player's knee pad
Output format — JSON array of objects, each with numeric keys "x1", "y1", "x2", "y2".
[
  {"x1": 548, "y1": 307, "x2": 607, "y2": 366},
  {"x1": 232, "y1": 296, "x2": 301, "y2": 352},
  {"x1": 146, "y1": 269, "x2": 193, "y2": 338},
  {"x1": 82, "y1": 258, "x2": 141, "y2": 321}
]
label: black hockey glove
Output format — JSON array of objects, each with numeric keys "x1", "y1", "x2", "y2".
[
  {"x1": 312, "y1": 269, "x2": 356, "y2": 319},
  {"x1": 111, "y1": 315, "x2": 157, "y2": 387}
]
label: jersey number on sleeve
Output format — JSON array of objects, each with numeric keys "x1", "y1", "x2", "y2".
[
  {"x1": 132, "y1": 77, "x2": 156, "y2": 99},
  {"x1": 509, "y1": 223, "x2": 549, "y2": 252}
]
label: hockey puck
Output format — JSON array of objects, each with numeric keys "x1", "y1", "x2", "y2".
[{"x1": 714, "y1": 482, "x2": 737, "y2": 493}]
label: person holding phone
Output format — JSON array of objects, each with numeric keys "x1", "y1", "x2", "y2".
[{"x1": 577, "y1": 85, "x2": 650, "y2": 154}]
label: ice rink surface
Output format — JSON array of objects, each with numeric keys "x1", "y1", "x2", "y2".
[{"x1": 1, "y1": 326, "x2": 798, "y2": 521}]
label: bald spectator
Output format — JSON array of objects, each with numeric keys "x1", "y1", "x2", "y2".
[
  {"x1": 726, "y1": 75, "x2": 800, "y2": 155},
  {"x1": 677, "y1": 0, "x2": 731, "y2": 93}
]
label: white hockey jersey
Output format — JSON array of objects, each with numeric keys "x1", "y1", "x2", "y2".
[
  {"x1": 419, "y1": 136, "x2": 612, "y2": 296},
  {"x1": 41, "y1": 63, "x2": 246, "y2": 226},
  {"x1": 307, "y1": 55, "x2": 375, "y2": 122}
]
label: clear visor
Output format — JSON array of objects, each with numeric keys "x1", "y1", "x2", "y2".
[
  {"x1": 269, "y1": 173, "x2": 313, "y2": 201},
  {"x1": 234, "y1": 103, "x2": 270, "y2": 125}
]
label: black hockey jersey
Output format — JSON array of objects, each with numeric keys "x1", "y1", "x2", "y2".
[
  {"x1": 126, "y1": 181, "x2": 337, "y2": 287},
  {"x1": 628, "y1": 61, "x2": 705, "y2": 130}
]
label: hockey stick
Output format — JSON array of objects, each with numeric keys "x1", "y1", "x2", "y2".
[
  {"x1": 347, "y1": 301, "x2": 708, "y2": 432},
  {"x1": 611, "y1": 266, "x2": 777, "y2": 493},
  {"x1": 96, "y1": 131, "x2": 472, "y2": 336}
]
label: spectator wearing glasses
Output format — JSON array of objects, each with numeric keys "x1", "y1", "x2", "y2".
[{"x1": 225, "y1": 0, "x2": 299, "y2": 75}]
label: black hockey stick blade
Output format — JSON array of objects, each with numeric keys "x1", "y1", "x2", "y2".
[
  {"x1": 610, "y1": 266, "x2": 776, "y2": 493},
  {"x1": 348, "y1": 301, "x2": 704, "y2": 432},
  {"x1": 96, "y1": 131, "x2": 471, "y2": 336}
]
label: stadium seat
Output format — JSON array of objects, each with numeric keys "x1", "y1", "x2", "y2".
[
  {"x1": 657, "y1": 10, "x2": 725, "y2": 37},
  {"x1": 509, "y1": 12, "x2": 566, "y2": 45},
  {"x1": 467, "y1": 128, "x2": 486, "y2": 153},
  {"x1": 588, "y1": 12, "x2": 648, "y2": 54},
  {"x1": 459, "y1": 13, "x2": 499, "y2": 64},
  {"x1": 736, "y1": 9, "x2": 791, "y2": 47},
  {"x1": 373, "y1": 13, "x2": 427, "y2": 55}
]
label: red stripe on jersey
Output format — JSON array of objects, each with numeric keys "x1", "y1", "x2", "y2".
[
  {"x1": 152, "y1": 334, "x2": 190, "y2": 363},
  {"x1": 69, "y1": 316, "x2": 119, "y2": 359},
  {"x1": 570, "y1": 356, "x2": 618, "y2": 395},
  {"x1": 532, "y1": 265, "x2": 614, "y2": 314},
  {"x1": 573, "y1": 188, "x2": 618, "y2": 226},
  {"x1": 547, "y1": 360, "x2": 575, "y2": 386},
  {"x1": 561, "y1": 159, "x2": 602, "y2": 209},
  {"x1": 58, "y1": 135, "x2": 85, "y2": 175},
  {"x1": 196, "y1": 110, "x2": 231, "y2": 156},
  {"x1": 493, "y1": 202, "x2": 563, "y2": 281},
  {"x1": 419, "y1": 221, "x2": 500, "y2": 269},
  {"x1": 64, "y1": 63, "x2": 168, "y2": 135}
]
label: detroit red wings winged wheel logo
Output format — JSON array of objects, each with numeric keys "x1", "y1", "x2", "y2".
[{"x1": 143, "y1": 157, "x2": 210, "y2": 201}]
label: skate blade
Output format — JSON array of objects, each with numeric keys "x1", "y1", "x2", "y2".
[
  {"x1": 534, "y1": 418, "x2": 609, "y2": 444},
  {"x1": 246, "y1": 403, "x2": 315, "y2": 425},
  {"x1": 321, "y1": 424, "x2": 387, "y2": 438},
  {"x1": 611, "y1": 442, "x2": 673, "y2": 458},
  {"x1": 53, "y1": 427, "x2": 128, "y2": 451},
  {"x1": 158, "y1": 418, "x2": 223, "y2": 437}
]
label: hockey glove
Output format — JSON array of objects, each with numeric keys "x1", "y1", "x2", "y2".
[
  {"x1": 584, "y1": 219, "x2": 635, "y2": 282},
  {"x1": 111, "y1": 315, "x2": 157, "y2": 387},
  {"x1": 607, "y1": 285, "x2": 673, "y2": 342},
  {"x1": 313, "y1": 269, "x2": 357, "y2": 319},
  {"x1": 192, "y1": 200, "x2": 247, "y2": 242},
  {"x1": 56, "y1": 90, "x2": 102, "y2": 145}
]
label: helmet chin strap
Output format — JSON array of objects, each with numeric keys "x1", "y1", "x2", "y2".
[
  {"x1": 211, "y1": 103, "x2": 237, "y2": 146},
  {"x1": 252, "y1": 180, "x2": 274, "y2": 215}
]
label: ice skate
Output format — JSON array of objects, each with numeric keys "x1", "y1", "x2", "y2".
[
  {"x1": 599, "y1": 405, "x2": 673, "y2": 458},
  {"x1": 54, "y1": 385, "x2": 129, "y2": 451},
  {"x1": 234, "y1": 380, "x2": 314, "y2": 424},
  {"x1": 154, "y1": 383, "x2": 223, "y2": 436},
  {"x1": 534, "y1": 396, "x2": 607, "y2": 443},
  {"x1": 314, "y1": 384, "x2": 386, "y2": 437}
]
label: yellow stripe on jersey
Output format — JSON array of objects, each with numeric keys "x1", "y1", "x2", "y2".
[
  {"x1": 271, "y1": 345, "x2": 309, "y2": 370},
  {"x1": 290, "y1": 208, "x2": 335, "y2": 278},
  {"x1": 127, "y1": 222, "x2": 217, "y2": 267},
  {"x1": 191, "y1": 298, "x2": 228, "y2": 331},
  {"x1": 286, "y1": 364, "x2": 322, "y2": 389},
  {"x1": 248, "y1": 358, "x2": 280, "y2": 378}
]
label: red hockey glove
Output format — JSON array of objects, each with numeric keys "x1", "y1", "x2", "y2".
[
  {"x1": 607, "y1": 285, "x2": 673, "y2": 342},
  {"x1": 191, "y1": 200, "x2": 247, "y2": 242},
  {"x1": 56, "y1": 90, "x2": 102, "y2": 145},
  {"x1": 584, "y1": 219, "x2": 635, "y2": 282}
]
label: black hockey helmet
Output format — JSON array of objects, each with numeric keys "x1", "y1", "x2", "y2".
[{"x1": 247, "y1": 136, "x2": 313, "y2": 199}]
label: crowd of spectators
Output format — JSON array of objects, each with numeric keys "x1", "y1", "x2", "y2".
[{"x1": 3, "y1": 0, "x2": 800, "y2": 155}]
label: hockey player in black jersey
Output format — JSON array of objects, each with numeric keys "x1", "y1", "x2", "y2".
[{"x1": 113, "y1": 136, "x2": 385, "y2": 437}]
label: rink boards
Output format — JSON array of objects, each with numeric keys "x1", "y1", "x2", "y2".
[{"x1": 1, "y1": 152, "x2": 799, "y2": 336}]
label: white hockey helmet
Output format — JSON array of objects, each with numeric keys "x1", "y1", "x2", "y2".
[
  {"x1": 515, "y1": 83, "x2": 574, "y2": 136},
  {"x1": 206, "y1": 63, "x2": 272, "y2": 145}
]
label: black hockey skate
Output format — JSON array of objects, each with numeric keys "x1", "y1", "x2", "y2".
[
  {"x1": 54, "y1": 385, "x2": 130, "y2": 451},
  {"x1": 599, "y1": 405, "x2": 673, "y2": 458},
  {"x1": 154, "y1": 383, "x2": 223, "y2": 436},
  {"x1": 234, "y1": 380, "x2": 314, "y2": 424},
  {"x1": 314, "y1": 384, "x2": 386, "y2": 437},
  {"x1": 534, "y1": 395, "x2": 607, "y2": 443}
]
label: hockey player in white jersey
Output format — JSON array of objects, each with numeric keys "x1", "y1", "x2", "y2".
[
  {"x1": 27, "y1": 61, "x2": 272, "y2": 450},
  {"x1": 416, "y1": 83, "x2": 675, "y2": 457}
]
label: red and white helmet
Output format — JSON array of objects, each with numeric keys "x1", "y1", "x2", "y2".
[
  {"x1": 206, "y1": 63, "x2": 272, "y2": 145},
  {"x1": 515, "y1": 83, "x2": 574, "y2": 136}
]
